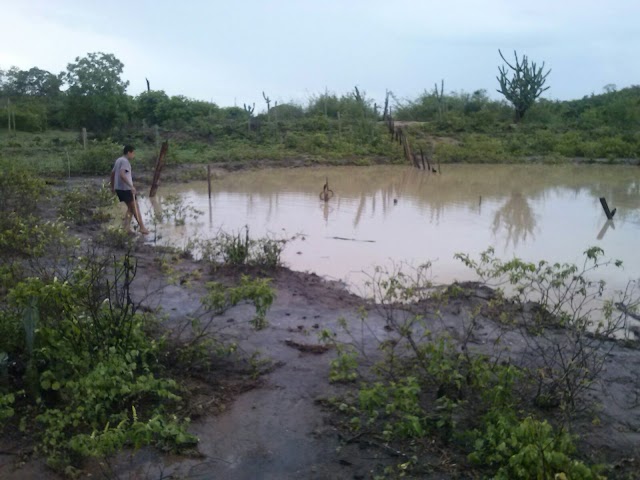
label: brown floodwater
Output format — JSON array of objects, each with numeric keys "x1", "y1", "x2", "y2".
[{"x1": 136, "y1": 164, "x2": 640, "y2": 295}]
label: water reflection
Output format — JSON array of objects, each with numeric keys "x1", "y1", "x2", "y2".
[
  {"x1": 143, "y1": 164, "x2": 640, "y2": 293},
  {"x1": 492, "y1": 191, "x2": 537, "y2": 249},
  {"x1": 597, "y1": 220, "x2": 615, "y2": 240},
  {"x1": 322, "y1": 201, "x2": 332, "y2": 224}
]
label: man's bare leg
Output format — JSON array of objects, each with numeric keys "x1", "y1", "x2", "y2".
[
  {"x1": 123, "y1": 204, "x2": 133, "y2": 232},
  {"x1": 128, "y1": 199, "x2": 149, "y2": 234}
]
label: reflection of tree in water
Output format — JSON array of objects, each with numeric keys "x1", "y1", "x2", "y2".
[{"x1": 492, "y1": 191, "x2": 537, "y2": 249}]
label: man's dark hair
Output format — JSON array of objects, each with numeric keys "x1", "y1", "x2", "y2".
[{"x1": 123, "y1": 145, "x2": 135, "y2": 155}]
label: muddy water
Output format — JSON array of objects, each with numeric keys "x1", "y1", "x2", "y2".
[{"x1": 139, "y1": 164, "x2": 640, "y2": 293}]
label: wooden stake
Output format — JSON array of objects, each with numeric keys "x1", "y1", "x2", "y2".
[
  {"x1": 82, "y1": 128, "x2": 87, "y2": 149},
  {"x1": 599, "y1": 197, "x2": 616, "y2": 220},
  {"x1": 149, "y1": 141, "x2": 169, "y2": 197},
  {"x1": 207, "y1": 165, "x2": 212, "y2": 199}
]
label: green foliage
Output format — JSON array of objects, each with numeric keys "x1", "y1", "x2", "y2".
[
  {"x1": 202, "y1": 275, "x2": 275, "y2": 330},
  {"x1": 469, "y1": 412, "x2": 604, "y2": 479},
  {"x1": 59, "y1": 181, "x2": 116, "y2": 224},
  {"x1": 434, "y1": 134, "x2": 509, "y2": 163},
  {"x1": 1, "y1": 66, "x2": 63, "y2": 97},
  {"x1": 358, "y1": 376, "x2": 425, "y2": 439},
  {"x1": 199, "y1": 227, "x2": 287, "y2": 269},
  {"x1": 136, "y1": 91, "x2": 214, "y2": 128},
  {"x1": 325, "y1": 254, "x2": 614, "y2": 477},
  {"x1": 36, "y1": 352, "x2": 193, "y2": 468},
  {"x1": 455, "y1": 247, "x2": 629, "y2": 411},
  {"x1": 0, "y1": 214, "x2": 77, "y2": 259},
  {"x1": 0, "y1": 163, "x2": 47, "y2": 216},
  {"x1": 329, "y1": 345, "x2": 359, "y2": 383},
  {"x1": 454, "y1": 246, "x2": 621, "y2": 332},
  {"x1": 69, "y1": 408, "x2": 197, "y2": 458},
  {"x1": 74, "y1": 141, "x2": 122, "y2": 175},
  {"x1": 97, "y1": 225, "x2": 135, "y2": 250},
  {"x1": 4, "y1": 51, "x2": 640, "y2": 167},
  {"x1": 0, "y1": 391, "x2": 17, "y2": 425},
  {"x1": 1, "y1": 251, "x2": 197, "y2": 471},
  {"x1": 497, "y1": 49, "x2": 551, "y2": 122},
  {"x1": 64, "y1": 52, "x2": 130, "y2": 132},
  {"x1": 154, "y1": 194, "x2": 203, "y2": 226},
  {"x1": 221, "y1": 228, "x2": 250, "y2": 266}
]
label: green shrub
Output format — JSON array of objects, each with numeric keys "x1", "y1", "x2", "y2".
[
  {"x1": 59, "y1": 181, "x2": 116, "y2": 224},
  {"x1": 199, "y1": 227, "x2": 286, "y2": 269},
  {"x1": 3, "y1": 252, "x2": 197, "y2": 471},
  {"x1": 0, "y1": 214, "x2": 76, "y2": 259},
  {"x1": 469, "y1": 412, "x2": 604, "y2": 480},
  {"x1": 0, "y1": 164, "x2": 47, "y2": 216},
  {"x1": 202, "y1": 275, "x2": 275, "y2": 330},
  {"x1": 74, "y1": 141, "x2": 121, "y2": 175}
]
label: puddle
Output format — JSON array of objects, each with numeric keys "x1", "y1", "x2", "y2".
[{"x1": 133, "y1": 164, "x2": 640, "y2": 294}]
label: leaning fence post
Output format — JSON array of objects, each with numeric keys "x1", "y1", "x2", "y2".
[
  {"x1": 599, "y1": 197, "x2": 616, "y2": 220},
  {"x1": 149, "y1": 141, "x2": 169, "y2": 198}
]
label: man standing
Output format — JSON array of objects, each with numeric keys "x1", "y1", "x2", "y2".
[{"x1": 110, "y1": 145, "x2": 149, "y2": 234}]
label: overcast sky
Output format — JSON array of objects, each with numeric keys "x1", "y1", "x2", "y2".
[{"x1": 1, "y1": 0, "x2": 638, "y2": 111}]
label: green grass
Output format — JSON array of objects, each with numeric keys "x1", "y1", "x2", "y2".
[{"x1": 1, "y1": 121, "x2": 638, "y2": 179}]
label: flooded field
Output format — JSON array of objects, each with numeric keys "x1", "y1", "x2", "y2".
[{"x1": 137, "y1": 164, "x2": 640, "y2": 294}]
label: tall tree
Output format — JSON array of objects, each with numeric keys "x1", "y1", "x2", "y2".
[
  {"x1": 64, "y1": 52, "x2": 130, "y2": 132},
  {"x1": 497, "y1": 49, "x2": 551, "y2": 123},
  {"x1": 1, "y1": 67, "x2": 62, "y2": 97},
  {"x1": 0, "y1": 67, "x2": 63, "y2": 131}
]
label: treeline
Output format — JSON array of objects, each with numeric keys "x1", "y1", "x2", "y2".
[
  {"x1": 396, "y1": 85, "x2": 640, "y2": 134},
  {"x1": 1, "y1": 52, "x2": 640, "y2": 165},
  {"x1": 0, "y1": 53, "x2": 382, "y2": 138},
  {"x1": 2, "y1": 52, "x2": 639, "y2": 135}
]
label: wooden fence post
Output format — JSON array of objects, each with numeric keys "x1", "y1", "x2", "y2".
[
  {"x1": 82, "y1": 128, "x2": 87, "y2": 149},
  {"x1": 149, "y1": 141, "x2": 169, "y2": 198}
]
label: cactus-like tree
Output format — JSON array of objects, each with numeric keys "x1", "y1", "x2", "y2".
[
  {"x1": 243, "y1": 103, "x2": 255, "y2": 133},
  {"x1": 497, "y1": 49, "x2": 551, "y2": 123}
]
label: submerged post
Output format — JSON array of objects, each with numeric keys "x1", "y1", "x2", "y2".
[
  {"x1": 207, "y1": 165, "x2": 212, "y2": 199},
  {"x1": 599, "y1": 197, "x2": 616, "y2": 220}
]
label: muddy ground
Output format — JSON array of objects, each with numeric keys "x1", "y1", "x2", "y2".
[
  {"x1": 1, "y1": 172, "x2": 639, "y2": 479},
  {"x1": 122, "y1": 250, "x2": 640, "y2": 480}
]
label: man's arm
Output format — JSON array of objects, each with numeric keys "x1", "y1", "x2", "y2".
[{"x1": 119, "y1": 169, "x2": 136, "y2": 193}]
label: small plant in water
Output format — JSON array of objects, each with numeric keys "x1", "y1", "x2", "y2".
[
  {"x1": 152, "y1": 194, "x2": 203, "y2": 226},
  {"x1": 198, "y1": 226, "x2": 287, "y2": 269}
]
